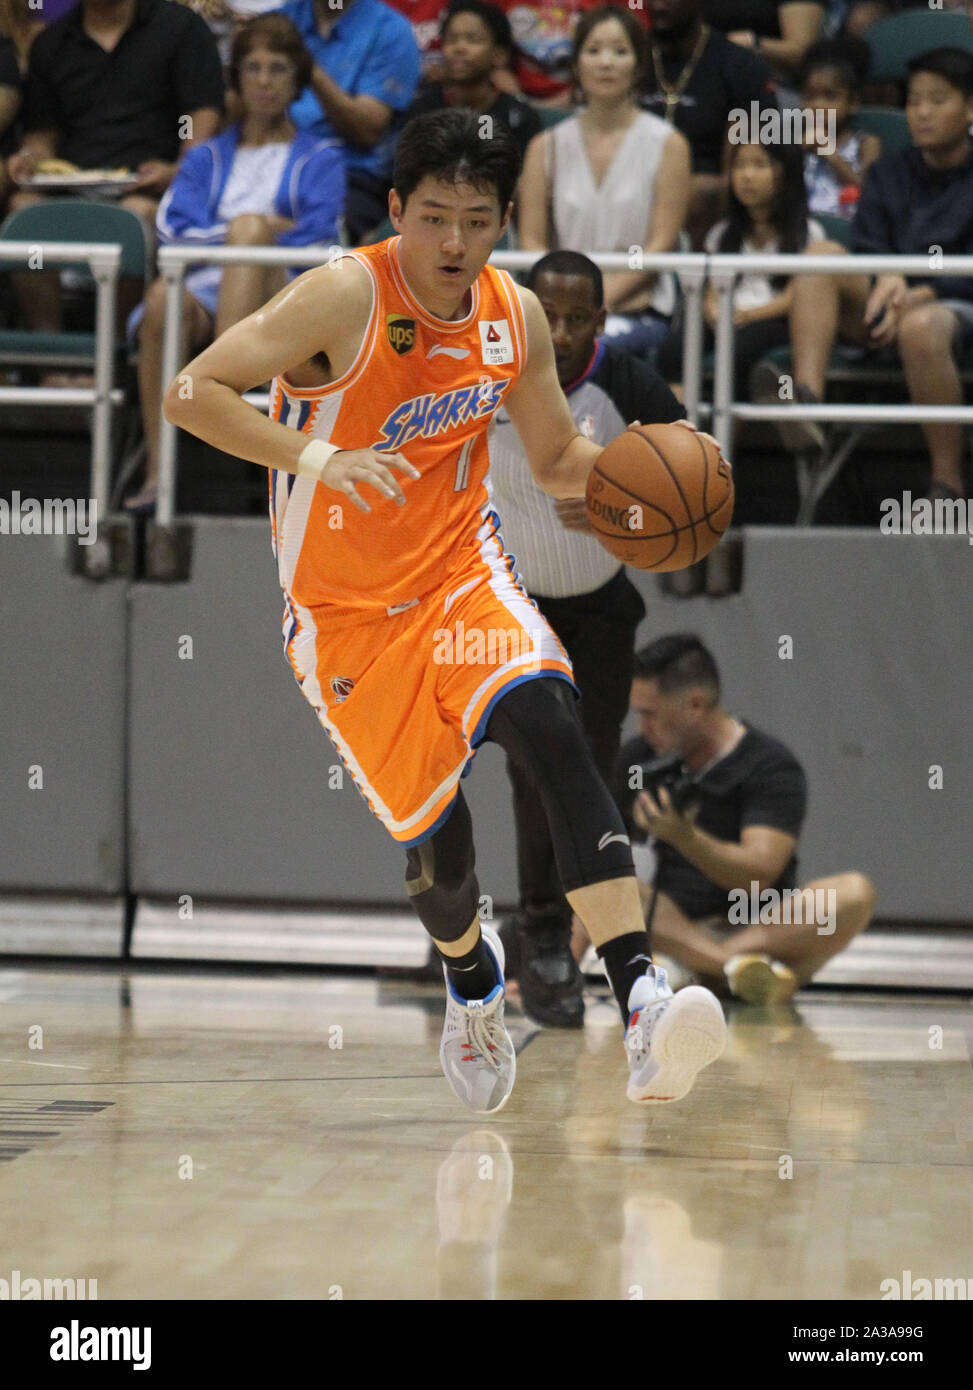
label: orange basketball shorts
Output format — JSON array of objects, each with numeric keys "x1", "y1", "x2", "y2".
[{"x1": 281, "y1": 549, "x2": 576, "y2": 847}]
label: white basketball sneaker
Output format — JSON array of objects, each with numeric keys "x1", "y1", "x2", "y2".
[
  {"x1": 440, "y1": 924, "x2": 516, "y2": 1115},
  {"x1": 625, "y1": 965, "x2": 727, "y2": 1104}
]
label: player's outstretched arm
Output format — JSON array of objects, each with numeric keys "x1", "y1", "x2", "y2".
[
  {"x1": 162, "y1": 262, "x2": 418, "y2": 508},
  {"x1": 504, "y1": 286, "x2": 602, "y2": 500}
]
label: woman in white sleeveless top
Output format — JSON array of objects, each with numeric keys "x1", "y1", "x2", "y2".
[{"x1": 519, "y1": 5, "x2": 690, "y2": 363}]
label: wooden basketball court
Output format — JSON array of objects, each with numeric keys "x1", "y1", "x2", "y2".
[{"x1": 1, "y1": 960, "x2": 969, "y2": 1302}]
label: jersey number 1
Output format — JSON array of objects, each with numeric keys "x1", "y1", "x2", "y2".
[{"x1": 453, "y1": 437, "x2": 474, "y2": 493}]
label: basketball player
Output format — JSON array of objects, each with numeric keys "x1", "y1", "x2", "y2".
[{"x1": 163, "y1": 109, "x2": 727, "y2": 1114}]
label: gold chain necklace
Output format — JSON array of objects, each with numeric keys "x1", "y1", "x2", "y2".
[{"x1": 651, "y1": 23, "x2": 710, "y2": 123}]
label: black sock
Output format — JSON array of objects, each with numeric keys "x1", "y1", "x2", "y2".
[
  {"x1": 438, "y1": 933, "x2": 500, "y2": 1001},
  {"x1": 597, "y1": 931, "x2": 653, "y2": 1026}
]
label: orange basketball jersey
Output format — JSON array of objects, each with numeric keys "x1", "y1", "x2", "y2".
[{"x1": 268, "y1": 236, "x2": 529, "y2": 612}]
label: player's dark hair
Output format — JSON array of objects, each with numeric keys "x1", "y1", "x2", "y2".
[
  {"x1": 441, "y1": 0, "x2": 514, "y2": 58},
  {"x1": 393, "y1": 109, "x2": 522, "y2": 213},
  {"x1": 717, "y1": 139, "x2": 809, "y2": 290},
  {"x1": 798, "y1": 35, "x2": 871, "y2": 94},
  {"x1": 229, "y1": 13, "x2": 312, "y2": 97},
  {"x1": 634, "y1": 634, "x2": 720, "y2": 702},
  {"x1": 572, "y1": 4, "x2": 649, "y2": 92},
  {"x1": 527, "y1": 250, "x2": 604, "y2": 307},
  {"x1": 907, "y1": 46, "x2": 973, "y2": 99}
]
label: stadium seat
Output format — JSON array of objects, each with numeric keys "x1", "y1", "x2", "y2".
[
  {"x1": 0, "y1": 200, "x2": 149, "y2": 371},
  {"x1": 864, "y1": 11, "x2": 973, "y2": 84},
  {"x1": 813, "y1": 212, "x2": 854, "y2": 249},
  {"x1": 852, "y1": 105, "x2": 911, "y2": 155},
  {"x1": 536, "y1": 106, "x2": 571, "y2": 130}
]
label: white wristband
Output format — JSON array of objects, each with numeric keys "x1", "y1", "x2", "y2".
[{"x1": 296, "y1": 438, "x2": 341, "y2": 483}]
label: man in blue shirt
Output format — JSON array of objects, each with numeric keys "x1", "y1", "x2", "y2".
[{"x1": 278, "y1": 0, "x2": 421, "y2": 240}]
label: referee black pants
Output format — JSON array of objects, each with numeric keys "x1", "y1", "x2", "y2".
[{"x1": 507, "y1": 567, "x2": 645, "y2": 921}]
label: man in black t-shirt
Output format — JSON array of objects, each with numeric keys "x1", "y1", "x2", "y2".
[
  {"x1": 615, "y1": 634, "x2": 876, "y2": 1003},
  {"x1": 5, "y1": 0, "x2": 224, "y2": 337},
  {"x1": 0, "y1": 35, "x2": 22, "y2": 218},
  {"x1": 642, "y1": 0, "x2": 779, "y2": 246},
  {"x1": 406, "y1": 0, "x2": 540, "y2": 163}
]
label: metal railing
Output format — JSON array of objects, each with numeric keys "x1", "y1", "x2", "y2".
[
  {"x1": 0, "y1": 242, "x2": 124, "y2": 520},
  {"x1": 116, "y1": 245, "x2": 973, "y2": 524}
]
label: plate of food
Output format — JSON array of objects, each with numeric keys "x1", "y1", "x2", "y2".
[{"x1": 25, "y1": 161, "x2": 140, "y2": 194}]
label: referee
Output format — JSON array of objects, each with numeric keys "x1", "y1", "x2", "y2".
[{"x1": 491, "y1": 250, "x2": 684, "y2": 1026}]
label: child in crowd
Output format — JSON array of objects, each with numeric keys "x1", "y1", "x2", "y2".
[
  {"x1": 658, "y1": 137, "x2": 824, "y2": 423},
  {"x1": 800, "y1": 37, "x2": 881, "y2": 219}
]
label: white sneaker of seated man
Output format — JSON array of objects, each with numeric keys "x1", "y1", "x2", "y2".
[
  {"x1": 440, "y1": 924, "x2": 516, "y2": 1115},
  {"x1": 625, "y1": 965, "x2": 727, "y2": 1104}
]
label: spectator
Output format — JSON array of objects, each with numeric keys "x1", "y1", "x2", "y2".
[
  {"x1": 126, "y1": 13, "x2": 344, "y2": 512},
  {"x1": 642, "y1": 0, "x2": 780, "y2": 249},
  {"x1": 489, "y1": 249, "x2": 684, "y2": 1027},
  {"x1": 615, "y1": 633, "x2": 877, "y2": 1003},
  {"x1": 658, "y1": 138, "x2": 825, "y2": 430},
  {"x1": 405, "y1": 1, "x2": 541, "y2": 164},
  {"x1": 773, "y1": 46, "x2": 973, "y2": 502},
  {"x1": 799, "y1": 35, "x2": 881, "y2": 217},
  {"x1": 0, "y1": 2, "x2": 42, "y2": 221},
  {"x1": 701, "y1": 1, "x2": 826, "y2": 85},
  {"x1": 519, "y1": 5, "x2": 691, "y2": 362},
  {"x1": 5, "y1": 0, "x2": 224, "y2": 340},
  {"x1": 0, "y1": 0, "x2": 43, "y2": 68},
  {"x1": 493, "y1": 0, "x2": 649, "y2": 106},
  {"x1": 277, "y1": 0, "x2": 421, "y2": 241},
  {"x1": 0, "y1": 36, "x2": 21, "y2": 218}
]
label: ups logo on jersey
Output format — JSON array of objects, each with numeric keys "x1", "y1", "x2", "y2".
[{"x1": 386, "y1": 315, "x2": 415, "y2": 355}]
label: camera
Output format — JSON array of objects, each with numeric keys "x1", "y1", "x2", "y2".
[{"x1": 637, "y1": 752, "x2": 700, "y2": 817}]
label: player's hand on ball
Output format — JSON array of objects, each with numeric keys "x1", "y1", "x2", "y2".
[
  {"x1": 672, "y1": 417, "x2": 732, "y2": 472},
  {"x1": 554, "y1": 497, "x2": 591, "y2": 532},
  {"x1": 325, "y1": 449, "x2": 420, "y2": 514}
]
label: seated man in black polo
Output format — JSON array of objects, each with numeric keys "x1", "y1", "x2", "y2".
[
  {"x1": 614, "y1": 633, "x2": 876, "y2": 1003},
  {"x1": 642, "y1": 0, "x2": 779, "y2": 247},
  {"x1": 5, "y1": 0, "x2": 224, "y2": 336}
]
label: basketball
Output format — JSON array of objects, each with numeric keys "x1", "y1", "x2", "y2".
[{"x1": 585, "y1": 422, "x2": 735, "y2": 571}]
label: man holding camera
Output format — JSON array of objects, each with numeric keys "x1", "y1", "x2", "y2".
[{"x1": 615, "y1": 633, "x2": 876, "y2": 1003}]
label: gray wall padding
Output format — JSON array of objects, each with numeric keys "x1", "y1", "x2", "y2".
[
  {"x1": 0, "y1": 536, "x2": 127, "y2": 892},
  {"x1": 126, "y1": 521, "x2": 972, "y2": 920}
]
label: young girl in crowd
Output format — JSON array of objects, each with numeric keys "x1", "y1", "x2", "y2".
[
  {"x1": 658, "y1": 137, "x2": 825, "y2": 426},
  {"x1": 800, "y1": 37, "x2": 881, "y2": 219}
]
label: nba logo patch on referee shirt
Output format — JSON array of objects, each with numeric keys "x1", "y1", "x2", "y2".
[{"x1": 479, "y1": 319, "x2": 513, "y2": 365}]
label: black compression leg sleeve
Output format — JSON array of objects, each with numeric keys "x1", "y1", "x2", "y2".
[
  {"x1": 404, "y1": 790, "x2": 480, "y2": 942},
  {"x1": 485, "y1": 678, "x2": 634, "y2": 893}
]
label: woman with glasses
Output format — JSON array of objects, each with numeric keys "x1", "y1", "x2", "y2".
[{"x1": 127, "y1": 12, "x2": 345, "y2": 512}]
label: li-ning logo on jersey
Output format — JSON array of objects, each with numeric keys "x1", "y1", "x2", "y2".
[
  {"x1": 386, "y1": 315, "x2": 415, "y2": 355},
  {"x1": 330, "y1": 676, "x2": 355, "y2": 703},
  {"x1": 426, "y1": 344, "x2": 470, "y2": 360},
  {"x1": 375, "y1": 379, "x2": 511, "y2": 451}
]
